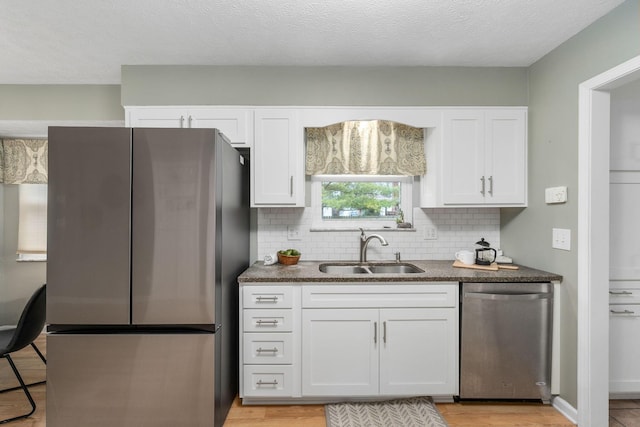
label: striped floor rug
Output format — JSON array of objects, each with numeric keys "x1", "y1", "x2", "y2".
[{"x1": 325, "y1": 396, "x2": 449, "y2": 427}]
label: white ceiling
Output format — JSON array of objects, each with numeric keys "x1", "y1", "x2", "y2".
[{"x1": 0, "y1": 0, "x2": 626, "y2": 84}]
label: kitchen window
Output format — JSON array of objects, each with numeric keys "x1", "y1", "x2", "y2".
[
  {"x1": 305, "y1": 120, "x2": 424, "y2": 230},
  {"x1": 17, "y1": 184, "x2": 48, "y2": 261},
  {"x1": 311, "y1": 175, "x2": 412, "y2": 230}
]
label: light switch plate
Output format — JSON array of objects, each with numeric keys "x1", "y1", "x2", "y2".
[
  {"x1": 545, "y1": 186, "x2": 568, "y2": 204},
  {"x1": 552, "y1": 228, "x2": 571, "y2": 251}
]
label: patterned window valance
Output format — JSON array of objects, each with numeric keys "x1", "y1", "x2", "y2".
[
  {"x1": 305, "y1": 120, "x2": 426, "y2": 176},
  {"x1": 0, "y1": 139, "x2": 48, "y2": 184}
]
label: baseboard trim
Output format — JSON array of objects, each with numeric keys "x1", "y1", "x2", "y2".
[{"x1": 552, "y1": 396, "x2": 578, "y2": 425}]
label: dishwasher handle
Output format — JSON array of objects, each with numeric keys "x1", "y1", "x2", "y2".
[{"x1": 464, "y1": 292, "x2": 552, "y2": 301}]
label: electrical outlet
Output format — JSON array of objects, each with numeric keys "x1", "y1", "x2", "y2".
[
  {"x1": 424, "y1": 227, "x2": 438, "y2": 240},
  {"x1": 287, "y1": 226, "x2": 301, "y2": 241},
  {"x1": 552, "y1": 228, "x2": 571, "y2": 251}
]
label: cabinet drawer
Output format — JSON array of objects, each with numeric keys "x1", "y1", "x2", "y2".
[
  {"x1": 243, "y1": 365, "x2": 293, "y2": 397},
  {"x1": 609, "y1": 289, "x2": 640, "y2": 305},
  {"x1": 302, "y1": 283, "x2": 458, "y2": 308},
  {"x1": 609, "y1": 304, "x2": 640, "y2": 317},
  {"x1": 243, "y1": 286, "x2": 293, "y2": 308},
  {"x1": 243, "y1": 333, "x2": 293, "y2": 364},
  {"x1": 243, "y1": 309, "x2": 293, "y2": 332}
]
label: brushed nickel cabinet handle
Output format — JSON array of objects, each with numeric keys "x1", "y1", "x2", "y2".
[
  {"x1": 488, "y1": 176, "x2": 493, "y2": 196},
  {"x1": 480, "y1": 176, "x2": 485, "y2": 195},
  {"x1": 610, "y1": 309, "x2": 635, "y2": 315},
  {"x1": 256, "y1": 347, "x2": 279, "y2": 353},
  {"x1": 256, "y1": 296, "x2": 279, "y2": 302},
  {"x1": 290, "y1": 176, "x2": 293, "y2": 197},
  {"x1": 609, "y1": 291, "x2": 633, "y2": 295},
  {"x1": 256, "y1": 319, "x2": 279, "y2": 326},
  {"x1": 180, "y1": 115, "x2": 185, "y2": 128},
  {"x1": 383, "y1": 321, "x2": 387, "y2": 344},
  {"x1": 374, "y1": 322, "x2": 377, "y2": 344},
  {"x1": 256, "y1": 379, "x2": 279, "y2": 386}
]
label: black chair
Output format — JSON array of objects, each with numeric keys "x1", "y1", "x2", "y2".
[{"x1": 0, "y1": 284, "x2": 46, "y2": 424}]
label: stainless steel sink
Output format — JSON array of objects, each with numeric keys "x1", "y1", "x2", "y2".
[
  {"x1": 368, "y1": 264, "x2": 424, "y2": 274},
  {"x1": 318, "y1": 262, "x2": 424, "y2": 275}
]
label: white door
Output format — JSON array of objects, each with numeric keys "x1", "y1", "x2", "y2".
[
  {"x1": 379, "y1": 308, "x2": 458, "y2": 395},
  {"x1": 484, "y1": 110, "x2": 526, "y2": 204},
  {"x1": 442, "y1": 110, "x2": 486, "y2": 204},
  {"x1": 302, "y1": 309, "x2": 379, "y2": 396}
]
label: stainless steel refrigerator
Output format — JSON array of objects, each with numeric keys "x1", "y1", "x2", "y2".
[{"x1": 46, "y1": 127, "x2": 249, "y2": 427}]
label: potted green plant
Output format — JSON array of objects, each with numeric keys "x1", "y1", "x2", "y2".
[{"x1": 396, "y1": 209, "x2": 411, "y2": 228}]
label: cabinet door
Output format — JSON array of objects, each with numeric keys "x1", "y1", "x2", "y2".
[
  {"x1": 188, "y1": 108, "x2": 253, "y2": 148},
  {"x1": 442, "y1": 110, "x2": 486, "y2": 204},
  {"x1": 302, "y1": 309, "x2": 379, "y2": 396},
  {"x1": 127, "y1": 108, "x2": 188, "y2": 128},
  {"x1": 485, "y1": 110, "x2": 526, "y2": 205},
  {"x1": 609, "y1": 305, "x2": 640, "y2": 393},
  {"x1": 379, "y1": 308, "x2": 458, "y2": 395},
  {"x1": 252, "y1": 109, "x2": 303, "y2": 206}
]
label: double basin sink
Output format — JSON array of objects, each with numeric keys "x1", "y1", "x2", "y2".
[{"x1": 319, "y1": 262, "x2": 424, "y2": 275}]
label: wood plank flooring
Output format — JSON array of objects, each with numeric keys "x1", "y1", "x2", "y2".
[{"x1": 1, "y1": 334, "x2": 577, "y2": 426}]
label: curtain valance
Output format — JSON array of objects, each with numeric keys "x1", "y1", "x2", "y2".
[
  {"x1": 0, "y1": 139, "x2": 48, "y2": 184},
  {"x1": 305, "y1": 120, "x2": 426, "y2": 176}
]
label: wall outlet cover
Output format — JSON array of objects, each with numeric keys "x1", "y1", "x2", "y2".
[{"x1": 552, "y1": 228, "x2": 571, "y2": 251}]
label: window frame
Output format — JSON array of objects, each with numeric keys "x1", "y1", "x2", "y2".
[
  {"x1": 16, "y1": 184, "x2": 48, "y2": 262},
  {"x1": 310, "y1": 174, "x2": 413, "y2": 230}
]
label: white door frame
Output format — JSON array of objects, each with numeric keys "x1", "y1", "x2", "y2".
[{"x1": 578, "y1": 55, "x2": 640, "y2": 426}]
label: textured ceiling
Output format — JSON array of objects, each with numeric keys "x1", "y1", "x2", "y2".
[{"x1": 0, "y1": 0, "x2": 627, "y2": 84}]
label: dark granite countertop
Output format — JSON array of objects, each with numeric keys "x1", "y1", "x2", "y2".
[{"x1": 238, "y1": 260, "x2": 562, "y2": 283}]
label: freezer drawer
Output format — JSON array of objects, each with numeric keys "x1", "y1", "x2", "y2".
[
  {"x1": 460, "y1": 282, "x2": 553, "y2": 400},
  {"x1": 47, "y1": 333, "x2": 215, "y2": 427}
]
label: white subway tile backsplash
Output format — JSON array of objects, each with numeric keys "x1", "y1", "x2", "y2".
[{"x1": 256, "y1": 207, "x2": 501, "y2": 262}]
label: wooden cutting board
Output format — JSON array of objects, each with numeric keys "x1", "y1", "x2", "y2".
[
  {"x1": 452, "y1": 260, "x2": 499, "y2": 271},
  {"x1": 452, "y1": 260, "x2": 520, "y2": 271}
]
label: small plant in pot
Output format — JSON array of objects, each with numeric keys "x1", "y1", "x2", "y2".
[
  {"x1": 396, "y1": 209, "x2": 412, "y2": 229},
  {"x1": 277, "y1": 248, "x2": 301, "y2": 265}
]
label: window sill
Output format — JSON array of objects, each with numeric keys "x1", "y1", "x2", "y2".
[
  {"x1": 310, "y1": 227, "x2": 416, "y2": 232},
  {"x1": 16, "y1": 255, "x2": 47, "y2": 262}
]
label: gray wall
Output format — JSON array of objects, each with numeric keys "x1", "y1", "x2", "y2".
[
  {"x1": 0, "y1": 85, "x2": 123, "y2": 120},
  {"x1": 501, "y1": 0, "x2": 640, "y2": 408},
  {"x1": 121, "y1": 66, "x2": 528, "y2": 106}
]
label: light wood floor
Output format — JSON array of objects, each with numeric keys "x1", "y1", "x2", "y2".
[{"x1": 1, "y1": 335, "x2": 576, "y2": 426}]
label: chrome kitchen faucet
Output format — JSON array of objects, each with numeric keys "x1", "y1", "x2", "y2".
[{"x1": 359, "y1": 228, "x2": 389, "y2": 262}]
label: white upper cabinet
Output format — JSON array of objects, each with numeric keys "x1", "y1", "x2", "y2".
[
  {"x1": 441, "y1": 108, "x2": 527, "y2": 206},
  {"x1": 125, "y1": 107, "x2": 253, "y2": 148},
  {"x1": 252, "y1": 109, "x2": 304, "y2": 207}
]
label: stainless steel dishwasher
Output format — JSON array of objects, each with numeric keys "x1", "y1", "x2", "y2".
[{"x1": 459, "y1": 282, "x2": 553, "y2": 401}]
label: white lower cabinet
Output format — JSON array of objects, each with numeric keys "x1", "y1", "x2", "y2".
[
  {"x1": 241, "y1": 285, "x2": 297, "y2": 399},
  {"x1": 302, "y1": 307, "x2": 457, "y2": 396},
  {"x1": 610, "y1": 298, "x2": 640, "y2": 394},
  {"x1": 240, "y1": 282, "x2": 459, "y2": 402}
]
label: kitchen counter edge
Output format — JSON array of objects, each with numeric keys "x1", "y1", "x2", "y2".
[{"x1": 237, "y1": 260, "x2": 562, "y2": 283}]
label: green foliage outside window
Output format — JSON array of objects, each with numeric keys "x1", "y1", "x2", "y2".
[{"x1": 321, "y1": 181, "x2": 401, "y2": 219}]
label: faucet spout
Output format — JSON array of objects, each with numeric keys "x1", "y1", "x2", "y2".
[{"x1": 359, "y1": 228, "x2": 389, "y2": 262}]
